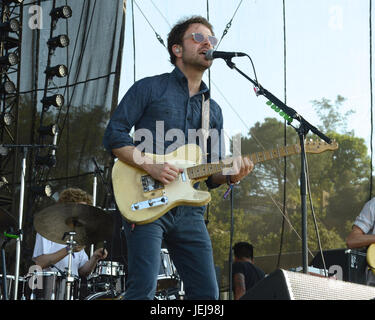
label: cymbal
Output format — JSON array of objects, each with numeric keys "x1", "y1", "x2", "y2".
[
  {"x1": 34, "y1": 203, "x2": 114, "y2": 246},
  {"x1": 0, "y1": 208, "x2": 16, "y2": 234}
]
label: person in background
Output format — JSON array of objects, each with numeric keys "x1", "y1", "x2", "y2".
[
  {"x1": 32, "y1": 188, "x2": 108, "y2": 279},
  {"x1": 232, "y1": 242, "x2": 265, "y2": 300},
  {"x1": 346, "y1": 198, "x2": 375, "y2": 286}
]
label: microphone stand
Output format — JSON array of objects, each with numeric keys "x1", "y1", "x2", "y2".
[{"x1": 223, "y1": 58, "x2": 332, "y2": 273}]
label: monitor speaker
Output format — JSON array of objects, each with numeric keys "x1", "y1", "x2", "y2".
[{"x1": 240, "y1": 269, "x2": 375, "y2": 300}]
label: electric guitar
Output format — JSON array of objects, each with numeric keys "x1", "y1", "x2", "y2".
[
  {"x1": 112, "y1": 140, "x2": 338, "y2": 225},
  {"x1": 367, "y1": 243, "x2": 375, "y2": 274}
]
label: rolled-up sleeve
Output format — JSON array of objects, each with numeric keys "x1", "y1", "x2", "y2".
[
  {"x1": 103, "y1": 79, "x2": 151, "y2": 155},
  {"x1": 354, "y1": 199, "x2": 375, "y2": 234}
]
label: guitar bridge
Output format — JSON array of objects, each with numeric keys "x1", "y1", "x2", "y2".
[
  {"x1": 141, "y1": 175, "x2": 164, "y2": 193},
  {"x1": 131, "y1": 196, "x2": 168, "y2": 211}
]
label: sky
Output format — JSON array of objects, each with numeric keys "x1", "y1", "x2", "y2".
[{"x1": 118, "y1": 0, "x2": 372, "y2": 155}]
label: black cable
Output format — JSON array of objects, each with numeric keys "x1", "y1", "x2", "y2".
[
  {"x1": 304, "y1": 148, "x2": 328, "y2": 276},
  {"x1": 370, "y1": 0, "x2": 373, "y2": 200},
  {"x1": 216, "y1": 0, "x2": 244, "y2": 50},
  {"x1": 131, "y1": 0, "x2": 136, "y2": 82},
  {"x1": 277, "y1": 0, "x2": 287, "y2": 269},
  {"x1": 228, "y1": 185, "x2": 235, "y2": 300}
]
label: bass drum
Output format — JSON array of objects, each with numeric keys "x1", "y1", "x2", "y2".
[{"x1": 84, "y1": 290, "x2": 125, "y2": 300}]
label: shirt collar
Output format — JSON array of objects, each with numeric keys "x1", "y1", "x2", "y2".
[{"x1": 172, "y1": 66, "x2": 210, "y2": 99}]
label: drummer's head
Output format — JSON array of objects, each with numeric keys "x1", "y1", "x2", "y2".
[{"x1": 58, "y1": 188, "x2": 93, "y2": 206}]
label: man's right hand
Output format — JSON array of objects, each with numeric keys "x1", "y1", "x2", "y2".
[{"x1": 144, "y1": 162, "x2": 183, "y2": 185}]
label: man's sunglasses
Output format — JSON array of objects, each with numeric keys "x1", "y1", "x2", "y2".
[{"x1": 188, "y1": 32, "x2": 218, "y2": 47}]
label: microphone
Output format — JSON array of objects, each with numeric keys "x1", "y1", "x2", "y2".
[{"x1": 205, "y1": 49, "x2": 246, "y2": 60}]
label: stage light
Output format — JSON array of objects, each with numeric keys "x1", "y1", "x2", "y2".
[
  {"x1": 50, "y1": 5, "x2": 72, "y2": 20},
  {"x1": 0, "y1": 52, "x2": 18, "y2": 67},
  {"x1": 0, "y1": 19, "x2": 20, "y2": 33},
  {"x1": 45, "y1": 64, "x2": 68, "y2": 78},
  {"x1": 2, "y1": 36, "x2": 19, "y2": 50},
  {"x1": 35, "y1": 154, "x2": 56, "y2": 168},
  {"x1": 2, "y1": 0, "x2": 23, "y2": 4},
  {"x1": 0, "y1": 176, "x2": 8, "y2": 189},
  {"x1": 41, "y1": 94, "x2": 64, "y2": 108},
  {"x1": 47, "y1": 35, "x2": 70, "y2": 49},
  {"x1": 38, "y1": 124, "x2": 58, "y2": 136},
  {"x1": 32, "y1": 184, "x2": 53, "y2": 197},
  {"x1": 0, "y1": 80, "x2": 16, "y2": 94},
  {"x1": 1, "y1": 113, "x2": 12, "y2": 126}
]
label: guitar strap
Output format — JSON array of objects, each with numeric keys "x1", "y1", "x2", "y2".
[
  {"x1": 201, "y1": 93, "x2": 210, "y2": 160},
  {"x1": 202, "y1": 93, "x2": 211, "y2": 225}
]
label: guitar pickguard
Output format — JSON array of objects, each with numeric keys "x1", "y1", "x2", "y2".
[{"x1": 141, "y1": 175, "x2": 164, "y2": 193}]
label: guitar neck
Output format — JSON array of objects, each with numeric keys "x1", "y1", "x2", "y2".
[{"x1": 187, "y1": 144, "x2": 301, "y2": 180}]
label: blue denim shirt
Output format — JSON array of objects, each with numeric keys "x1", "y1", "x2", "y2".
[{"x1": 103, "y1": 67, "x2": 225, "y2": 189}]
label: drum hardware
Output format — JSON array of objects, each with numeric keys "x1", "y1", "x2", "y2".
[
  {"x1": 178, "y1": 280, "x2": 185, "y2": 300},
  {"x1": 62, "y1": 231, "x2": 78, "y2": 300},
  {"x1": 24, "y1": 270, "x2": 80, "y2": 300},
  {"x1": 86, "y1": 260, "x2": 125, "y2": 296},
  {"x1": 1, "y1": 144, "x2": 54, "y2": 300},
  {"x1": 84, "y1": 289, "x2": 124, "y2": 300},
  {"x1": 157, "y1": 249, "x2": 179, "y2": 292},
  {"x1": 0, "y1": 274, "x2": 26, "y2": 300},
  {"x1": 1, "y1": 209, "x2": 17, "y2": 300}
]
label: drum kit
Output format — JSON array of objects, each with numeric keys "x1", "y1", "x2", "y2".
[{"x1": 0, "y1": 203, "x2": 184, "y2": 300}]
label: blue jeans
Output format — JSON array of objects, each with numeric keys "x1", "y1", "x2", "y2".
[{"x1": 123, "y1": 206, "x2": 219, "y2": 300}]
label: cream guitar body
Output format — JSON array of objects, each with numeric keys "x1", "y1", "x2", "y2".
[{"x1": 112, "y1": 144, "x2": 210, "y2": 225}]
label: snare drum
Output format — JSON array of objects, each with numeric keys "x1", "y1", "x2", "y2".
[
  {"x1": 24, "y1": 271, "x2": 80, "y2": 300},
  {"x1": 96, "y1": 261, "x2": 125, "y2": 277},
  {"x1": 86, "y1": 261, "x2": 125, "y2": 295},
  {"x1": 157, "y1": 249, "x2": 179, "y2": 292}
]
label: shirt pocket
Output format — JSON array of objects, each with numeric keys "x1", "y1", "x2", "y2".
[{"x1": 147, "y1": 102, "x2": 185, "y2": 131}]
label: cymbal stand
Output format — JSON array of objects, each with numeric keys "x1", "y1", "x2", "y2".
[
  {"x1": 178, "y1": 280, "x2": 185, "y2": 300},
  {"x1": 1, "y1": 230, "x2": 21, "y2": 300},
  {"x1": 90, "y1": 170, "x2": 98, "y2": 258},
  {"x1": 63, "y1": 231, "x2": 76, "y2": 300},
  {"x1": 1, "y1": 144, "x2": 54, "y2": 299},
  {"x1": 1, "y1": 235, "x2": 11, "y2": 300}
]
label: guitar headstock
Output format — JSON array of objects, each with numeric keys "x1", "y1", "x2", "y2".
[{"x1": 305, "y1": 139, "x2": 339, "y2": 154}]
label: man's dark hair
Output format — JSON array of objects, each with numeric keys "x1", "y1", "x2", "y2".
[
  {"x1": 233, "y1": 242, "x2": 254, "y2": 260},
  {"x1": 167, "y1": 15, "x2": 214, "y2": 65}
]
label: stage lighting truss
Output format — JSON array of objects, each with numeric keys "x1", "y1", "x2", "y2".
[
  {"x1": 35, "y1": 153, "x2": 56, "y2": 168},
  {"x1": 41, "y1": 94, "x2": 65, "y2": 110}
]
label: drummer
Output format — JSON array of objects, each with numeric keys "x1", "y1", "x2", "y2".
[{"x1": 32, "y1": 188, "x2": 108, "y2": 278}]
